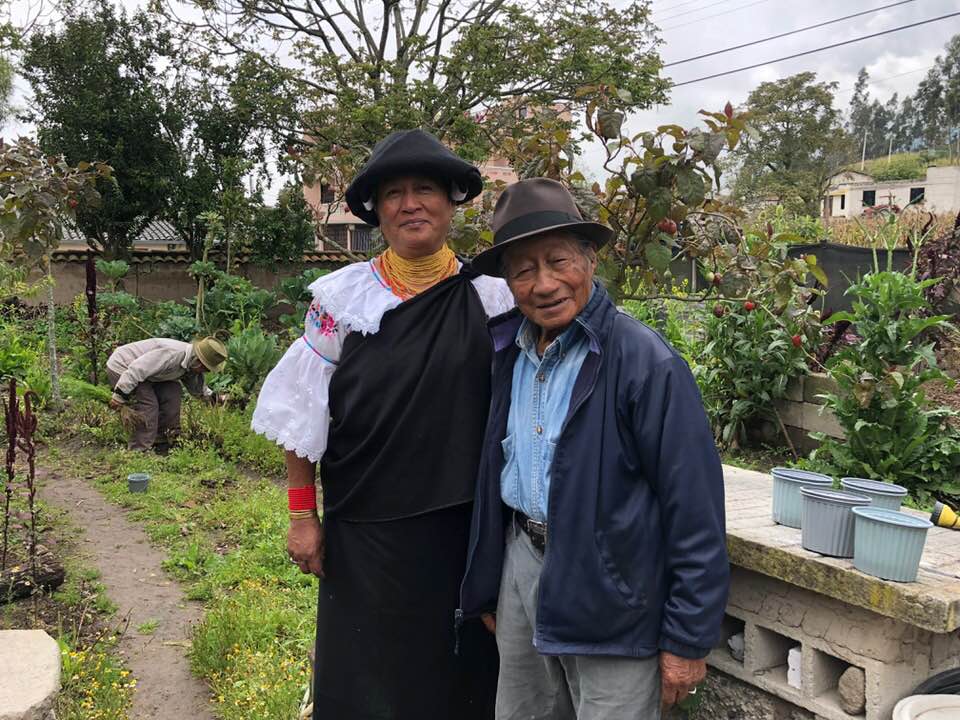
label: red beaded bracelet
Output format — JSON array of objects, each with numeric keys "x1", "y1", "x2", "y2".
[{"x1": 288, "y1": 485, "x2": 317, "y2": 511}]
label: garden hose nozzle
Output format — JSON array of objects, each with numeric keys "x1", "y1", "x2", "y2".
[{"x1": 931, "y1": 502, "x2": 960, "y2": 530}]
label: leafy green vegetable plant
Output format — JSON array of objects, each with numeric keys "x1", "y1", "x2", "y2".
[{"x1": 810, "y1": 263, "x2": 960, "y2": 504}]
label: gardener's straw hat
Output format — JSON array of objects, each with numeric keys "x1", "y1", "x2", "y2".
[{"x1": 192, "y1": 337, "x2": 228, "y2": 373}]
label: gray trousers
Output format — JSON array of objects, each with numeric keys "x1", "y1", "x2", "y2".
[
  {"x1": 107, "y1": 369, "x2": 182, "y2": 452},
  {"x1": 495, "y1": 522, "x2": 661, "y2": 720}
]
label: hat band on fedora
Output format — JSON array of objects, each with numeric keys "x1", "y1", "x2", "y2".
[{"x1": 494, "y1": 210, "x2": 585, "y2": 244}]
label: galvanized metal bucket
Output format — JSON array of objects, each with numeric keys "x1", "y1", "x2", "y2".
[
  {"x1": 840, "y1": 477, "x2": 908, "y2": 511},
  {"x1": 852, "y1": 507, "x2": 932, "y2": 582},
  {"x1": 771, "y1": 468, "x2": 833, "y2": 528},
  {"x1": 800, "y1": 487, "x2": 871, "y2": 557}
]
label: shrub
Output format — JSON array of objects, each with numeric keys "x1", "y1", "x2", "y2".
[
  {"x1": 621, "y1": 280, "x2": 702, "y2": 367},
  {"x1": 810, "y1": 265, "x2": 960, "y2": 504},
  {"x1": 195, "y1": 272, "x2": 276, "y2": 336},
  {"x1": 218, "y1": 324, "x2": 281, "y2": 403},
  {"x1": 752, "y1": 205, "x2": 830, "y2": 243},
  {"x1": 693, "y1": 232, "x2": 823, "y2": 451},
  {"x1": 276, "y1": 268, "x2": 329, "y2": 331},
  {"x1": 869, "y1": 154, "x2": 927, "y2": 182}
]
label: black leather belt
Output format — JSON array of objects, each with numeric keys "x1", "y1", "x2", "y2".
[{"x1": 514, "y1": 510, "x2": 547, "y2": 553}]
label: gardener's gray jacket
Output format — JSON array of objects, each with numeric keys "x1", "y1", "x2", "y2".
[{"x1": 107, "y1": 339, "x2": 211, "y2": 402}]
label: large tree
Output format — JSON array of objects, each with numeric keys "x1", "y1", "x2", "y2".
[
  {"x1": 732, "y1": 72, "x2": 851, "y2": 215},
  {"x1": 19, "y1": 0, "x2": 183, "y2": 258},
  {"x1": 157, "y1": 0, "x2": 668, "y2": 186}
]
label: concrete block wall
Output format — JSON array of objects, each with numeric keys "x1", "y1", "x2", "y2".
[
  {"x1": 752, "y1": 373, "x2": 843, "y2": 452},
  {"x1": 707, "y1": 567, "x2": 960, "y2": 720}
]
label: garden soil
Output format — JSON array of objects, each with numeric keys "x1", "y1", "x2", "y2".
[{"x1": 38, "y1": 462, "x2": 216, "y2": 720}]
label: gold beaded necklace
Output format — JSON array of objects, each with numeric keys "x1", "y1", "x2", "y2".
[{"x1": 378, "y1": 245, "x2": 458, "y2": 300}]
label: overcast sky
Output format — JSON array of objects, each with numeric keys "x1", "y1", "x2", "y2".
[
  {"x1": 5, "y1": 0, "x2": 959, "y2": 198},
  {"x1": 578, "y1": 0, "x2": 960, "y2": 174}
]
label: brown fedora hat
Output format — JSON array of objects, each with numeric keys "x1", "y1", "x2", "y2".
[{"x1": 471, "y1": 178, "x2": 613, "y2": 277}]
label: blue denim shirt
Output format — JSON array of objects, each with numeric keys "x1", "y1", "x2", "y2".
[{"x1": 500, "y1": 315, "x2": 591, "y2": 523}]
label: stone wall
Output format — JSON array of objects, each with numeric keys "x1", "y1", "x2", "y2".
[{"x1": 752, "y1": 373, "x2": 844, "y2": 453}]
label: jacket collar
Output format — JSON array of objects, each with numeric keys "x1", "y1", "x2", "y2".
[{"x1": 488, "y1": 279, "x2": 615, "y2": 354}]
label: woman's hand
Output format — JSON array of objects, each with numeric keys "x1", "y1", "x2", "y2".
[{"x1": 288, "y1": 514, "x2": 325, "y2": 578}]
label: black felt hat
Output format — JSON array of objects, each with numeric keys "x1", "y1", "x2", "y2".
[
  {"x1": 345, "y1": 129, "x2": 483, "y2": 227},
  {"x1": 471, "y1": 178, "x2": 613, "y2": 277}
]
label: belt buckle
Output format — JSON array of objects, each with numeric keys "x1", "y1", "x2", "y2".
[{"x1": 525, "y1": 518, "x2": 547, "y2": 538}]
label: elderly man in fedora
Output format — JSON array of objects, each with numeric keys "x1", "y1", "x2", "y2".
[
  {"x1": 107, "y1": 336, "x2": 227, "y2": 453},
  {"x1": 459, "y1": 178, "x2": 729, "y2": 719}
]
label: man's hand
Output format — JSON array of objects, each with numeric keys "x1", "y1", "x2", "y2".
[
  {"x1": 287, "y1": 514, "x2": 325, "y2": 578},
  {"x1": 109, "y1": 397, "x2": 124, "y2": 410},
  {"x1": 660, "y1": 651, "x2": 706, "y2": 706},
  {"x1": 480, "y1": 613, "x2": 496, "y2": 635}
]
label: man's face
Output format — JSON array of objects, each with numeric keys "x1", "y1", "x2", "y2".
[
  {"x1": 503, "y1": 232, "x2": 596, "y2": 337},
  {"x1": 376, "y1": 175, "x2": 455, "y2": 258},
  {"x1": 191, "y1": 360, "x2": 206, "y2": 374}
]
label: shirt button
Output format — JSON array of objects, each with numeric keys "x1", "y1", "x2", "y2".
[
  {"x1": 535, "y1": 425, "x2": 543, "y2": 434},
  {"x1": 537, "y1": 373, "x2": 545, "y2": 382}
]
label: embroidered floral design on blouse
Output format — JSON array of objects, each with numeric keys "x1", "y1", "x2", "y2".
[{"x1": 307, "y1": 302, "x2": 338, "y2": 336}]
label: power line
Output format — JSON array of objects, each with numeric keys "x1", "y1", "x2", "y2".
[
  {"x1": 665, "y1": 0, "x2": 917, "y2": 67},
  {"x1": 656, "y1": 0, "x2": 737, "y2": 22},
  {"x1": 652, "y1": 0, "x2": 710, "y2": 15},
  {"x1": 670, "y1": 11, "x2": 960, "y2": 88},
  {"x1": 660, "y1": 0, "x2": 774, "y2": 31}
]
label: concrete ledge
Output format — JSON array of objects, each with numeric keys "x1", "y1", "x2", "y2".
[
  {"x1": 724, "y1": 465, "x2": 960, "y2": 634},
  {"x1": 0, "y1": 630, "x2": 61, "y2": 720}
]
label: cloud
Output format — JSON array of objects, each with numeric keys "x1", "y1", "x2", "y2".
[{"x1": 579, "y1": 0, "x2": 959, "y2": 175}]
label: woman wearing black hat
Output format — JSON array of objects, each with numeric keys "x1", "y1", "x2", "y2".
[{"x1": 252, "y1": 129, "x2": 511, "y2": 718}]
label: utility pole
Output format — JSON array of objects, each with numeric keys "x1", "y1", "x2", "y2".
[
  {"x1": 887, "y1": 135, "x2": 893, "y2": 165},
  {"x1": 860, "y1": 128, "x2": 869, "y2": 171}
]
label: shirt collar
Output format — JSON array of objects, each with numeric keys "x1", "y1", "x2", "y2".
[{"x1": 182, "y1": 344, "x2": 195, "y2": 372}]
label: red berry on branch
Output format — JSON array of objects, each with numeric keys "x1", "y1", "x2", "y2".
[
  {"x1": 67, "y1": 199, "x2": 78, "y2": 209},
  {"x1": 791, "y1": 334, "x2": 802, "y2": 348},
  {"x1": 743, "y1": 301, "x2": 755, "y2": 312},
  {"x1": 657, "y1": 218, "x2": 678, "y2": 235},
  {"x1": 712, "y1": 273, "x2": 722, "y2": 287},
  {"x1": 713, "y1": 304, "x2": 726, "y2": 318}
]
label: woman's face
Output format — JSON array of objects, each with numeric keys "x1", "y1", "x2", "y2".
[{"x1": 376, "y1": 175, "x2": 455, "y2": 258}]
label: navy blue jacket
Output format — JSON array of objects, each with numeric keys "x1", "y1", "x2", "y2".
[{"x1": 459, "y1": 283, "x2": 729, "y2": 659}]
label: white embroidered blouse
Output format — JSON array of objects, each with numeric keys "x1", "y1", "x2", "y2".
[{"x1": 251, "y1": 260, "x2": 515, "y2": 463}]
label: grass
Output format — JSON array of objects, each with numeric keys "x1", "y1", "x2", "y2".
[
  {"x1": 52, "y1": 430, "x2": 315, "y2": 720},
  {"x1": 0, "y1": 480, "x2": 131, "y2": 719},
  {"x1": 57, "y1": 633, "x2": 135, "y2": 720},
  {"x1": 136, "y1": 619, "x2": 159, "y2": 635}
]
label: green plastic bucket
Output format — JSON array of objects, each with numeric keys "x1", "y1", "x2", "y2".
[
  {"x1": 800, "y1": 488, "x2": 871, "y2": 557},
  {"x1": 771, "y1": 468, "x2": 833, "y2": 528},
  {"x1": 840, "y1": 477, "x2": 908, "y2": 511},
  {"x1": 852, "y1": 507, "x2": 932, "y2": 582},
  {"x1": 127, "y1": 473, "x2": 150, "y2": 493}
]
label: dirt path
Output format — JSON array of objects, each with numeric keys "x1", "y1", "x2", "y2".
[{"x1": 38, "y1": 464, "x2": 216, "y2": 720}]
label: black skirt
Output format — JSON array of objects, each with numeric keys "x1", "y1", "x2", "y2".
[
  {"x1": 313, "y1": 506, "x2": 498, "y2": 719},
  {"x1": 312, "y1": 270, "x2": 499, "y2": 718}
]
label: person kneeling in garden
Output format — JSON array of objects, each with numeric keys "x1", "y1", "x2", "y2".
[
  {"x1": 107, "y1": 337, "x2": 227, "y2": 453},
  {"x1": 460, "y1": 178, "x2": 730, "y2": 719}
]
